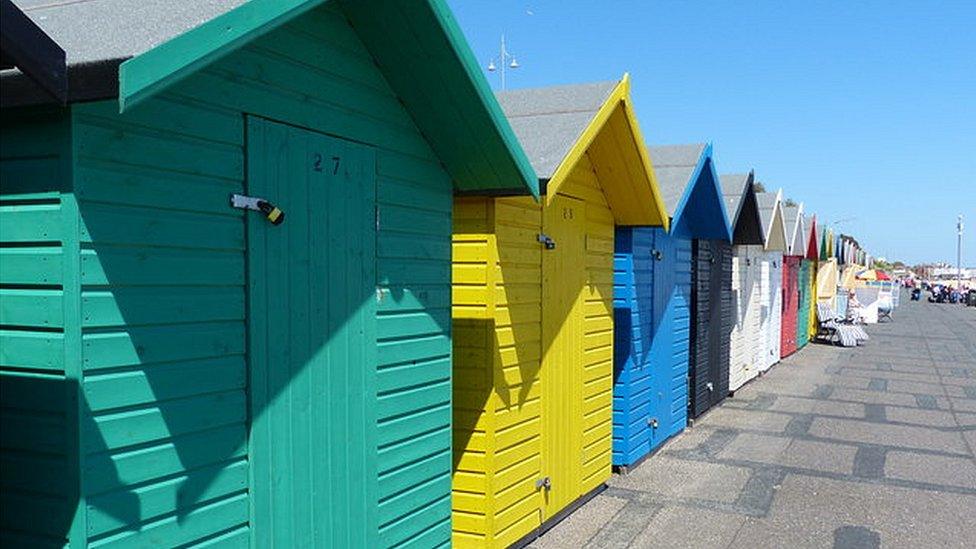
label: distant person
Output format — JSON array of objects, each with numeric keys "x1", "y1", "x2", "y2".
[{"x1": 846, "y1": 289, "x2": 864, "y2": 323}]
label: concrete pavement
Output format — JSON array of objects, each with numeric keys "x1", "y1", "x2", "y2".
[{"x1": 531, "y1": 295, "x2": 976, "y2": 548}]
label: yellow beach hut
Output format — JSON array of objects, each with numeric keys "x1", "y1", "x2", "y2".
[{"x1": 451, "y1": 76, "x2": 668, "y2": 547}]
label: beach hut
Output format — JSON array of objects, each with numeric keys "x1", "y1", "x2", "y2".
[
  {"x1": 666, "y1": 145, "x2": 733, "y2": 421},
  {"x1": 451, "y1": 78, "x2": 669, "y2": 546},
  {"x1": 817, "y1": 258, "x2": 841, "y2": 315},
  {"x1": 756, "y1": 190, "x2": 789, "y2": 371},
  {"x1": 780, "y1": 204, "x2": 803, "y2": 357},
  {"x1": 796, "y1": 213, "x2": 815, "y2": 349},
  {"x1": 0, "y1": 1, "x2": 538, "y2": 546},
  {"x1": 803, "y1": 214, "x2": 820, "y2": 344},
  {"x1": 612, "y1": 143, "x2": 730, "y2": 468},
  {"x1": 720, "y1": 173, "x2": 765, "y2": 393}
]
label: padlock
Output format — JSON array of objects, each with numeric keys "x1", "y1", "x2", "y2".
[{"x1": 257, "y1": 200, "x2": 285, "y2": 225}]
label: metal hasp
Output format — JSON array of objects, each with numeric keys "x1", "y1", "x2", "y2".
[
  {"x1": 231, "y1": 193, "x2": 284, "y2": 225},
  {"x1": 537, "y1": 233, "x2": 556, "y2": 250},
  {"x1": 535, "y1": 477, "x2": 552, "y2": 491},
  {"x1": 0, "y1": 0, "x2": 67, "y2": 104}
]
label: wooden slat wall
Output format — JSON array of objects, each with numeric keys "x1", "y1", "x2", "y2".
[
  {"x1": 67, "y1": 5, "x2": 454, "y2": 547},
  {"x1": 611, "y1": 227, "x2": 655, "y2": 466},
  {"x1": 0, "y1": 110, "x2": 75, "y2": 546},
  {"x1": 451, "y1": 196, "x2": 545, "y2": 548},
  {"x1": 489, "y1": 197, "x2": 543, "y2": 546},
  {"x1": 451, "y1": 197, "x2": 494, "y2": 546}
]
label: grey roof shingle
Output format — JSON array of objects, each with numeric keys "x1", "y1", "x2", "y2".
[
  {"x1": 495, "y1": 81, "x2": 618, "y2": 180},
  {"x1": 793, "y1": 212, "x2": 810, "y2": 255},
  {"x1": 719, "y1": 173, "x2": 750, "y2": 225},
  {"x1": 756, "y1": 190, "x2": 779, "y2": 238},
  {"x1": 8, "y1": 0, "x2": 245, "y2": 68},
  {"x1": 647, "y1": 143, "x2": 706, "y2": 216},
  {"x1": 782, "y1": 205, "x2": 800, "y2": 253}
]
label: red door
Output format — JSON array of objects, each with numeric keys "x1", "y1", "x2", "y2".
[{"x1": 781, "y1": 257, "x2": 800, "y2": 357}]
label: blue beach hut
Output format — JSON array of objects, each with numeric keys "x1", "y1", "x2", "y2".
[{"x1": 612, "y1": 143, "x2": 731, "y2": 470}]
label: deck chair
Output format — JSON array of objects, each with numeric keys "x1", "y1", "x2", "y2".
[
  {"x1": 877, "y1": 290, "x2": 893, "y2": 322},
  {"x1": 817, "y1": 302, "x2": 857, "y2": 347},
  {"x1": 841, "y1": 294, "x2": 871, "y2": 343}
]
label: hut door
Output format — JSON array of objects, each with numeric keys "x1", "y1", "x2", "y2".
[
  {"x1": 245, "y1": 117, "x2": 377, "y2": 546},
  {"x1": 689, "y1": 239, "x2": 713, "y2": 418},
  {"x1": 540, "y1": 194, "x2": 585, "y2": 519}
]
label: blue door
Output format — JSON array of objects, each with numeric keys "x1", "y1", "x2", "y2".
[{"x1": 612, "y1": 227, "x2": 691, "y2": 467}]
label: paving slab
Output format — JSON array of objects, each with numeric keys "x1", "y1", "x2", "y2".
[
  {"x1": 531, "y1": 295, "x2": 976, "y2": 548},
  {"x1": 528, "y1": 494, "x2": 628, "y2": 549}
]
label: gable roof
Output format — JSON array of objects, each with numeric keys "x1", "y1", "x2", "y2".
[
  {"x1": 756, "y1": 189, "x2": 788, "y2": 251},
  {"x1": 651, "y1": 143, "x2": 707, "y2": 216},
  {"x1": 795, "y1": 212, "x2": 808, "y2": 257},
  {"x1": 719, "y1": 173, "x2": 748, "y2": 226},
  {"x1": 0, "y1": 0, "x2": 67, "y2": 103},
  {"x1": 782, "y1": 203, "x2": 805, "y2": 256},
  {"x1": 496, "y1": 76, "x2": 669, "y2": 228},
  {"x1": 497, "y1": 80, "x2": 616, "y2": 179},
  {"x1": 1, "y1": 0, "x2": 538, "y2": 197},
  {"x1": 720, "y1": 172, "x2": 764, "y2": 246},
  {"x1": 647, "y1": 143, "x2": 731, "y2": 240},
  {"x1": 1, "y1": 0, "x2": 248, "y2": 104},
  {"x1": 805, "y1": 214, "x2": 819, "y2": 260}
]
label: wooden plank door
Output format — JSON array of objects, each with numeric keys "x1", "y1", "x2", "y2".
[
  {"x1": 540, "y1": 194, "x2": 585, "y2": 519},
  {"x1": 650, "y1": 230, "x2": 692, "y2": 447},
  {"x1": 689, "y1": 239, "x2": 713, "y2": 418},
  {"x1": 710, "y1": 240, "x2": 732, "y2": 404},
  {"x1": 246, "y1": 117, "x2": 377, "y2": 547}
]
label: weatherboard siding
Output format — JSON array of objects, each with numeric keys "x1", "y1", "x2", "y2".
[
  {"x1": 63, "y1": 5, "x2": 452, "y2": 547},
  {"x1": 612, "y1": 227, "x2": 655, "y2": 466},
  {"x1": 450, "y1": 153, "x2": 615, "y2": 546},
  {"x1": 451, "y1": 196, "x2": 544, "y2": 548},
  {"x1": 0, "y1": 110, "x2": 77, "y2": 547}
]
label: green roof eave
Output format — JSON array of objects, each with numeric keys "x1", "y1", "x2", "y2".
[
  {"x1": 342, "y1": 0, "x2": 538, "y2": 197},
  {"x1": 118, "y1": 0, "x2": 325, "y2": 113},
  {"x1": 118, "y1": 0, "x2": 538, "y2": 198}
]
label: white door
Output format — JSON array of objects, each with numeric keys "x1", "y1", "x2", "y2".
[
  {"x1": 732, "y1": 246, "x2": 763, "y2": 390},
  {"x1": 766, "y1": 252, "x2": 783, "y2": 368},
  {"x1": 758, "y1": 253, "x2": 771, "y2": 372}
]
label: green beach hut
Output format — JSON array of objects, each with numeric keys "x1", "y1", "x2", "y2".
[{"x1": 0, "y1": 0, "x2": 536, "y2": 546}]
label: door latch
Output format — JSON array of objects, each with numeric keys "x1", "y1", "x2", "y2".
[
  {"x1": 535, "y1": 477, "x2": 552, "y2": 491},
  {"x1": 648, "y1": 417, "x2": 659, "y2": 429},
  {"x1": 706, "y1": 382, "x2": 714, "y2": 392},
  {"x1": 537, "y1": 234, "x2": 556, "y2": 250},
  {"x1": 652, "y1": 249, "x2": 663, "y2": 260},
  {"x1": 231, "y1": 194, "x2": 284, "y2": 225}
]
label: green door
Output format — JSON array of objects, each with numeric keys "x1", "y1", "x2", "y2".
[{"x1": 246, "y1": 117, "x2": 377, "y2": 546}]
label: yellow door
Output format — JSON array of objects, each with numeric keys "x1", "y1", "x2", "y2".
[{"x1": 540, "y1": 194, "x2": 586, "y2": 519}]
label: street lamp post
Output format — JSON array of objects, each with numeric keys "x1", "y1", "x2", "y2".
[
  {"x1": 958, "y1": 214, "x2": 964, "y2": 292},
  {"x1": 487, "y1": 34, "x2": 520, "y2": 90}
]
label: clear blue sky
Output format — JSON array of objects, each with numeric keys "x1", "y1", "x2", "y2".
[{"x1": 448, "y1": 0, "x2": 975, "y2": 266}]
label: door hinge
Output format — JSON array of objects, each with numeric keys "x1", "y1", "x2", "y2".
[
  {"x1": 537, "y1": 233, "x2": 556, "y2": 250},
  {"x1": 535, "y1": 477, "x2": 552, "y2": 491}
]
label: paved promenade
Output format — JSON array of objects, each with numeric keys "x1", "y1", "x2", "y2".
[{"x1": 532, "y1": 295, "x2": 976, "y2": 548}]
